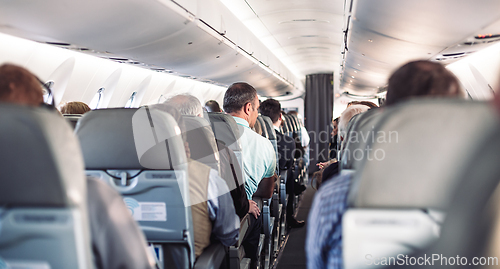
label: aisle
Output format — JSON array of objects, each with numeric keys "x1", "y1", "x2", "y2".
[{"x1": 276, "y1": 185, "x2": 316, "y2": 269}]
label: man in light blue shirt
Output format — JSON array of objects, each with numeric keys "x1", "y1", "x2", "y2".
[{"x1": 223, "y1": 82, "x2": 277, "y2": 269}]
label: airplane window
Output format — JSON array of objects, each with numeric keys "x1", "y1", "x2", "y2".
[
  {"x1": 157, "y1": 94, "x2": 167, "y2": 104},
  {"x1": 125, "y1": 92, "x2": 137, "y2": 108},
  {"x1": 89, "y1": 87, "x2": 105, "y2": 109},
  {"x1": 43, "y1": 81, "x2": 54, "y2": 104}
]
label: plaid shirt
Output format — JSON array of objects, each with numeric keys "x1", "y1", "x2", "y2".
[{"x1": 306, "y1": 173, "x2": 352, "y2": 269}]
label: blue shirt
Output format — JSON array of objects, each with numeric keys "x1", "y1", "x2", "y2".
[
  {"x1": 207, "y1": 168, "x2": 240, "y2": 247},
  {"x1": 306, "y1": 173, "x2": 352, "y2": 269},
  {"x1": 232, "y1": 116, "x2": 277, "y2": 199}
]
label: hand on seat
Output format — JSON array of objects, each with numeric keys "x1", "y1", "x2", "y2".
[{"x1": 248, "y1": 199, "x2": 260, "y2": 218}]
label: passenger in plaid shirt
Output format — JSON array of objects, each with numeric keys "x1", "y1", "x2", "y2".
[{"x1": 306, "y1": 172, "x2": 352, "y2": 269}]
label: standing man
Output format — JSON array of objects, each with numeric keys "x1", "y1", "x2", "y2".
[{"x1": 223, "y1": 82, "x2": 277, "y2": 268}]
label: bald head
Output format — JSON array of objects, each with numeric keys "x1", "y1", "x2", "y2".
[
  {"x1": 164, "y1": 94, "x2": 203, "y2": 117},
  {"x1": 0, "y1": 64, "x2": 43, "y2": 106}
]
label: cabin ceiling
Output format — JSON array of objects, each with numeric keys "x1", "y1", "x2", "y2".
[
  {"x1": 219, "y1": 0, "x2": 344, "y2": 79},
  {"x1": 341, "y1": 0, "x2": 500, "y2": 97},
  {"x1": 1, "y1": 0, "x2": 500, "y2": 99}
]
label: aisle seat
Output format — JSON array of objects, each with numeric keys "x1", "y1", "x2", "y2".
[
  {"x1": 343, "y1": 99, "x2": 499, "y2": 269},
  {"x1": 0, "y1": 105, "x2": 93, "y2": 269},
  {"x1": 76, "y1": 107, "x2": 200, "y2": 269}
]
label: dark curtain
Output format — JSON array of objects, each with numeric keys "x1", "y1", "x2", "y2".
[{"x1": 305, "y1": 73, "x2": 333, "y2": 173}]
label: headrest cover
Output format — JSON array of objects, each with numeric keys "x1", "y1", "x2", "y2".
[
  {"x1": 207, "y1": 112, "x2": 242, "y2": 152},
  {"x1": 0, "y1": 104, "x2": 86, "y2": 207},
  {"x1": 63, "y1": 114, "x2": 82, "y2": 129},
  {"x1": 341, "y1": 108, "x2": 384, "y2": 170},
  {"x1": 260, "y1": 115, "x2": 276, "y2": 140},
  {"x1": 283, "y1": 114, "x2": 296, "y2": 132},
  {"x1": 182, "y1": 115, "x2": 219, "y2": 166},
  {"x1": 257, "y1": 116, "x2": 268, "y2": 138},
  {"x1": 350, "y1": 99, "x2": 499, "y2": 210},
  {"x1": 76, "y1": 107, "x2": 187, "y2": 170}
]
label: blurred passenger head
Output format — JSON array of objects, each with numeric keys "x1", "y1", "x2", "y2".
[
  {"x1": 164, "y1": 93, "x2": 203, "y2": 117},
  {"x1": 223, "y1": 82, "x2": 259, "y2": 128},
  {"x1": 148, "y1": 103, "x2": 189, "y2": 157},
  {"x1": 259, "y1": 99, "x2": 282, "y2": 124},
  {"x1": 60, "y1": 101, "x2": 91, "y2": 115},
  {"x1": 347, "y1": 100, "x2": 379, "y2": 109},
  {"x1": 0, "y1": 63, "x2": 43, "y2": 106},
  {"x1": 204, "y1": 100, "x2": 222, "y2": 112},
  {"x1": 338, "y1": 105, "x2": 370, "y2": 140},
  {"x1": 385, "y1": 60, "x2": 462, "y2": 106}
]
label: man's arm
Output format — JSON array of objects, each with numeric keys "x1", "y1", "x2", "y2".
[
  {"x1": 207, "y1": 169, "x2": 240, "y2": 247},
  {"x1": 252, "y1": 173, "x2": 278, "y2": 199}
]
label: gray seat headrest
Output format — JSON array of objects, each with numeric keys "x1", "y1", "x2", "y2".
[
  {"x1": 182, "y1": 115, "x2": 219, "y2": 166},
  {"x1": 341, "y1": 108, "x2": 384, "y2": 170},
  {"x1": 0, "y1": 104, "x2": 86, "y2": 207},
  {"x1": 257, "y1": 116, "x2": 268, "y2": 138},
  {"x1": 349, "y1": 99, "x2": 499, "y2": 210},
  {"x1": 207, "y1": 112, "x2": 242, "y2": 152},
  {"x1": 260, "y1": 115, "x2": 276, "y2": 141},
  {"x1": 63, "y1": 114, "x2": 83, "y2": 129},
  {"x1": 76, "y1": 107, "x2": 187, "y2": 170}
]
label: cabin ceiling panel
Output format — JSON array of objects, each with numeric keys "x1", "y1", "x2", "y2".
[
  {"x1": 245, "y1": 0, "x2": 343, "y2": 16},
  {"x1": 342, "y1": 0, "x2": 500, "y2": 95},
  {"x1": 220, "y1": 0, "x2": 344, "y2": 79},
  {"x1": 353, "y1": 0, "x2": 500, "y2": 47}
]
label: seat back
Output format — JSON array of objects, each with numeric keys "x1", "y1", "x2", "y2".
[
  {"x1": 257, "y1": 116, "x2": 269, "y2": 138},
  {"x1": 182, "y1": 115, "x2": 220, "y2": 173},
  {"x1": 400, "y1": 118, "x2": 500, "y2": 267},
  {"x1": 75, "y1": 107, "x2": 193, "y2": 268},
  {"x1": 282, "y1": 114, "x2": 293, "y2": 137},
  {"x1": 207, "y1": 112, "x2": 245, "y2": 184},
  {"x1": 343, "y1": 99, "x2": 498, "y2": 269},
  {"x1": 0, "y1": 104, "x2": 92, "y2": 269},
  {"x1": 63, "y1": 114, "x2": 83, "y2": 129},
  {"x1": 340, "y1": 108, "x2": 384, "y2": 170},
  {"x1": 260, "y1": 115, "x2": 279, "y2": 171}
]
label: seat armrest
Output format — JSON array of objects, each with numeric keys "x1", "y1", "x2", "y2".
[{"x1": 193, "y1": 242, "x2": 227, "y2": 269}]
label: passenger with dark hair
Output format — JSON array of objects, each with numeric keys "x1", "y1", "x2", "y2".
[
  {"x1": 60, "y1": 101, "x2": 91, "y2": 114},
  {"x1": 0, "y1": 63, "x2": 43, "y2": 106},
  {"x1": 385, "y1": 60, "x2": 462, "y2": 105},
  {"x1": 306, "y1": 60, "x2": 464, "y2": 269},
  {"x1": 260, "y1": 99, "x2": 305, "y2": 228},
  {"x1": 223, "y1": 82, "x2": 277, "y2": 269},
  {"x1": 0, "y1": 63, "x2": 155, "y2": 269},
  {"x1": 205, "y1": 99, "x2": 222, "y2": 112}
]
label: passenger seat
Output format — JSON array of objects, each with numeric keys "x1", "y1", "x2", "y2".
[
  {"x1": 343, "y1": 99, "x2": 499, "y2": 269},
  {"x1": 0, "y1": 104, "x2": 93, "y2": 269}
]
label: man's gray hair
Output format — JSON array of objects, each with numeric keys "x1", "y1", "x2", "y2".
[{"x1": 164, "y1": 93, "x2": 203, "y2": 116}]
